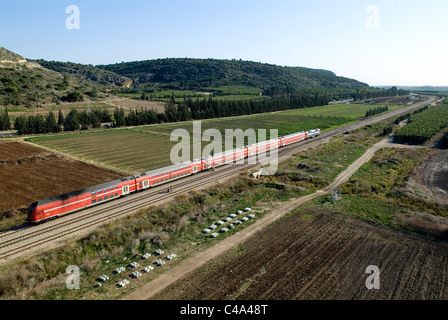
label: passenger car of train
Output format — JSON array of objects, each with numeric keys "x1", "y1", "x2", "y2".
[{"x1": 27, "y1": 128, "x2": 320, "y2": 223}]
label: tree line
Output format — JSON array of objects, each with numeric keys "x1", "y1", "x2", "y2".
[
  {"x1": 0, "y1": 108, "x2": 11, "y2": 130},
  {"x1": 12, "y1": 108, "x2": 112, "y2": 135},
  {"x1": 365, "y1": 105, "x2": 389, "y2": 117},
  {"x1": 113, "y1": 93, "x2": 331, "y2": 128}
]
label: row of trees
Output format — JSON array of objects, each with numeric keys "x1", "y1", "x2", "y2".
[
  {"x1": 393, "y1": 106, "x2": 429, "y2": 124},
  {"x1": 0, "y1": 108, "x2": 11, "y2": 130},
  {"x1": 13, "y1": 108, "x2": 113, "y2": 135},
  {"x1": 395, "y1": 104, "x2": 448, "y2": 144},
  {"x1": 112, "y1": 94, "x2": 331, "y2": 128},
  {"x1": 365, "y1": 106, "x2": 389, "y2": 117}
]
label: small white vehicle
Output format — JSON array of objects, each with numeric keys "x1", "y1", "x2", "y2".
[
  {"x1": 202, "y1": 228, "x2": 212, "y2": 234},
  {"x1": 210, "y1": 233, "x2": 219, "y2": 238},
  {"x1": 142, "y1": 252, "x2": 152, "y2": 259},
  {"x1": 216, "y1": 220, "x2": 224, "y2": 225},
  {"x1": 166, "y1": 253, "x2": 177, "y2": 260},
  {"x1": 220, "y1": 228, "x2": 229, "y2": 233},
  {"x1": 244, "y1": 207, "x2": 252, "y2": 212},
  {"x1": 97, "y1": 274, "x2": 109, "y2": 282},
  {"x1": 155, "y1": 259, "x2": 166, "y2": 266},
  {"x1": 229, "y1": 214, "x2": 237, "y2": 218},
  {"x1": 144, "y1": 265, "x2": 154, "y2": 273},
  {"x1": 114, "y1": 266, "x2": 126, "y2": 274},
  {"x1": 117, "y1": 279, "x2": 130, "y2": 288},
  {"x1": 154, "y1": 249, "x2": 164, "y2": 255}
]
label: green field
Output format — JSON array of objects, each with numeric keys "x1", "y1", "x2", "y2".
[
  {"x1": 27, "y1": 103, "x2": 400, "y2": 174},
  {"x1": 282, "y1": 103, "x2": 402, "y2": 118},
  {"x1": 117, "y1": 86, "x2": 267, "y2": 103}
]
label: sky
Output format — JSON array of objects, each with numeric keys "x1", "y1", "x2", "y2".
[{"x1": 0, "y1": 0, "x2": 447, "y2": 87}]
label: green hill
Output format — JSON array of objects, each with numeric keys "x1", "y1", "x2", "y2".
[
  {"x1": 0, "y1": 46, "x2": 371, "y2": 108},
  {"x1": 98, "y1": 58, "x2": 368, "y2": 91},
  {"x1": 35, "y1": 60, "x2": 132, "y2": 88}
]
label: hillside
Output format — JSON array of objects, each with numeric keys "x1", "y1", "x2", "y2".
[
  {"x1": 98, "y1": 58, "x2": 369, "y2": 91},
  {"x1": 0, "y1": 46, "x2": 371, "y2": 108},
  {"x1": 35, "y1": 60, "x2": 133, "y2": 88},
  {"x1": 0, "y1": 47, "x2": 66, "y2": 107}
]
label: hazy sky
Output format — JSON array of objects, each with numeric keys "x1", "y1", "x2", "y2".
[{"x1": 1, "y1": 0, "x2": 447, "y2": 86}]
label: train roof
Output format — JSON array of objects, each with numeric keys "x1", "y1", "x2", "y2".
[
  {"x1": 35, "y1": 176, "x2": 134, "y2": 206},
  {"x1": 134, "y1": 160, "x2": 193, "y2": 179},
  {"x1": 281, "y1": 131, "x2": 306, "y2": 139}
]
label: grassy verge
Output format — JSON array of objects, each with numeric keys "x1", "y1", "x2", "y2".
[
  {"x1": 312, "y1": 147, "x2": 448, "y2": 239},
  {"x1": 262, "y1": 123, "x2": 387, "y2": 191}
]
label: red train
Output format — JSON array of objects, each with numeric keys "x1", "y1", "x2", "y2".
[{"x1": 27, "y1": 128, "x2": 320, "y2": 224}]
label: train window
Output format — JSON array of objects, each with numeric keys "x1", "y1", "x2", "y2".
[
  {"x1": 110, "y1": 194, "x2": 114, "y2": 198},
  {"x1": 109, "y1": 186, "x2": 113, "y2": 190},
  {"x1": 103, "y1": 188, "x2": 108, "y2": 192},
  {"x1": 115, "y1": 185, "x2": 118, "y2": 188},
  {"x1": 98, "y1": 198, "x2": 103, "y2": 202},
  {"x1": 97, "y1": 189, "x2": 102, "y2": 193},
  {"x1": 165, "y1": 178, "x2": 168, "y2": 182},
  {"x1": 91, "y1": 191, "x2": 96, "y2": 195},
  {"x1": 92, "y1": 199, "x2": 97, "y2": 204},
  {"x1": 104, "y1": 195, "x2": 108, "y2": 200},
  {"x1": 115, "y1": 193, "x2": 118, "y2": 197}
]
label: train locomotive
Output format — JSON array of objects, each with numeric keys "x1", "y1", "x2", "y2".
[{"x1": 27, "y1": 128, "x2": 320, "y2": 224}]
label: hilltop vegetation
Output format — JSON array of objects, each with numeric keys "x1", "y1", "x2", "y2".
[
  {"x1": 0, "y1": 47, "x2": 107, "y2": 107},
  {"x1": 35, "y1": 60, "x2": 132, "y2": 88},
  {"x1": 1, "y1": 46, "x2": 409, "y2": 120},
  {"x1": 98, "y1": 58, "x2": 368, "y2": 91}
]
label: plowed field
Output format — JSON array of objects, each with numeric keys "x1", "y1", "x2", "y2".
[
  {"x1": 153, "y1": 208, "x2": 448, "y2": 300},
  {"x1": 0, "y1": 141, "x2": 123, "y2": 211}
]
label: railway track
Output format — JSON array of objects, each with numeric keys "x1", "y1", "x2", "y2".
[{"x1": 0, "y1": 95, "x2": 438, "y2": 263}]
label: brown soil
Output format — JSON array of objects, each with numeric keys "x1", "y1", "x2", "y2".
[
  {"x1": 0, "y1": 141, "x2": 124, "y2": 211},
  {"x1": 404, "y1": 149, "x2": 448, "y2": 207},
  {"x1": 151, "y1": 208, "x2": 448, "y2": 300}
]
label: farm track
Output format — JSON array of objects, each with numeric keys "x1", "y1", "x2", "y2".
[{"x1": 0, "y1": 96, "x2": 438, "y2": 265}]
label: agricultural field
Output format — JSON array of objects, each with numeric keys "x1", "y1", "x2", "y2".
[
  {"x1": 150, "y1": 134, "x2": 448, "y2": 301},
  {"x1": 395, "y1": 103, "x2": 448, "y2": 144},
  {"x1": 27, "y1": 103, "x2": 398, "y2": 174},
  {"x1": 116, "y1": 86, "x2": 266, "y2": 103},
  {"x1": 152, "y1": 205, "x2": 448, "y2": 300},
  {"x1": 281, "y1": 103, "x2": 402, "y2": 119},
  {"x1": 0, "y1": 141, "x2": 124, "y2": 227},
  {"x1": 5, "y1": 101, "x2": 117, "y2": 123}
]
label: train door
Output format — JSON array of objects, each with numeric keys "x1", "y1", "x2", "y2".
[
  {"x1": 193, "y1": 165, "x2": 198, "y2": 174},
  {"x1": 122, "y1": 185, "x2": 130, "y2": 196},
  {"x1": 143, "y1": 180, "x2": 150, "y2": 189}
]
